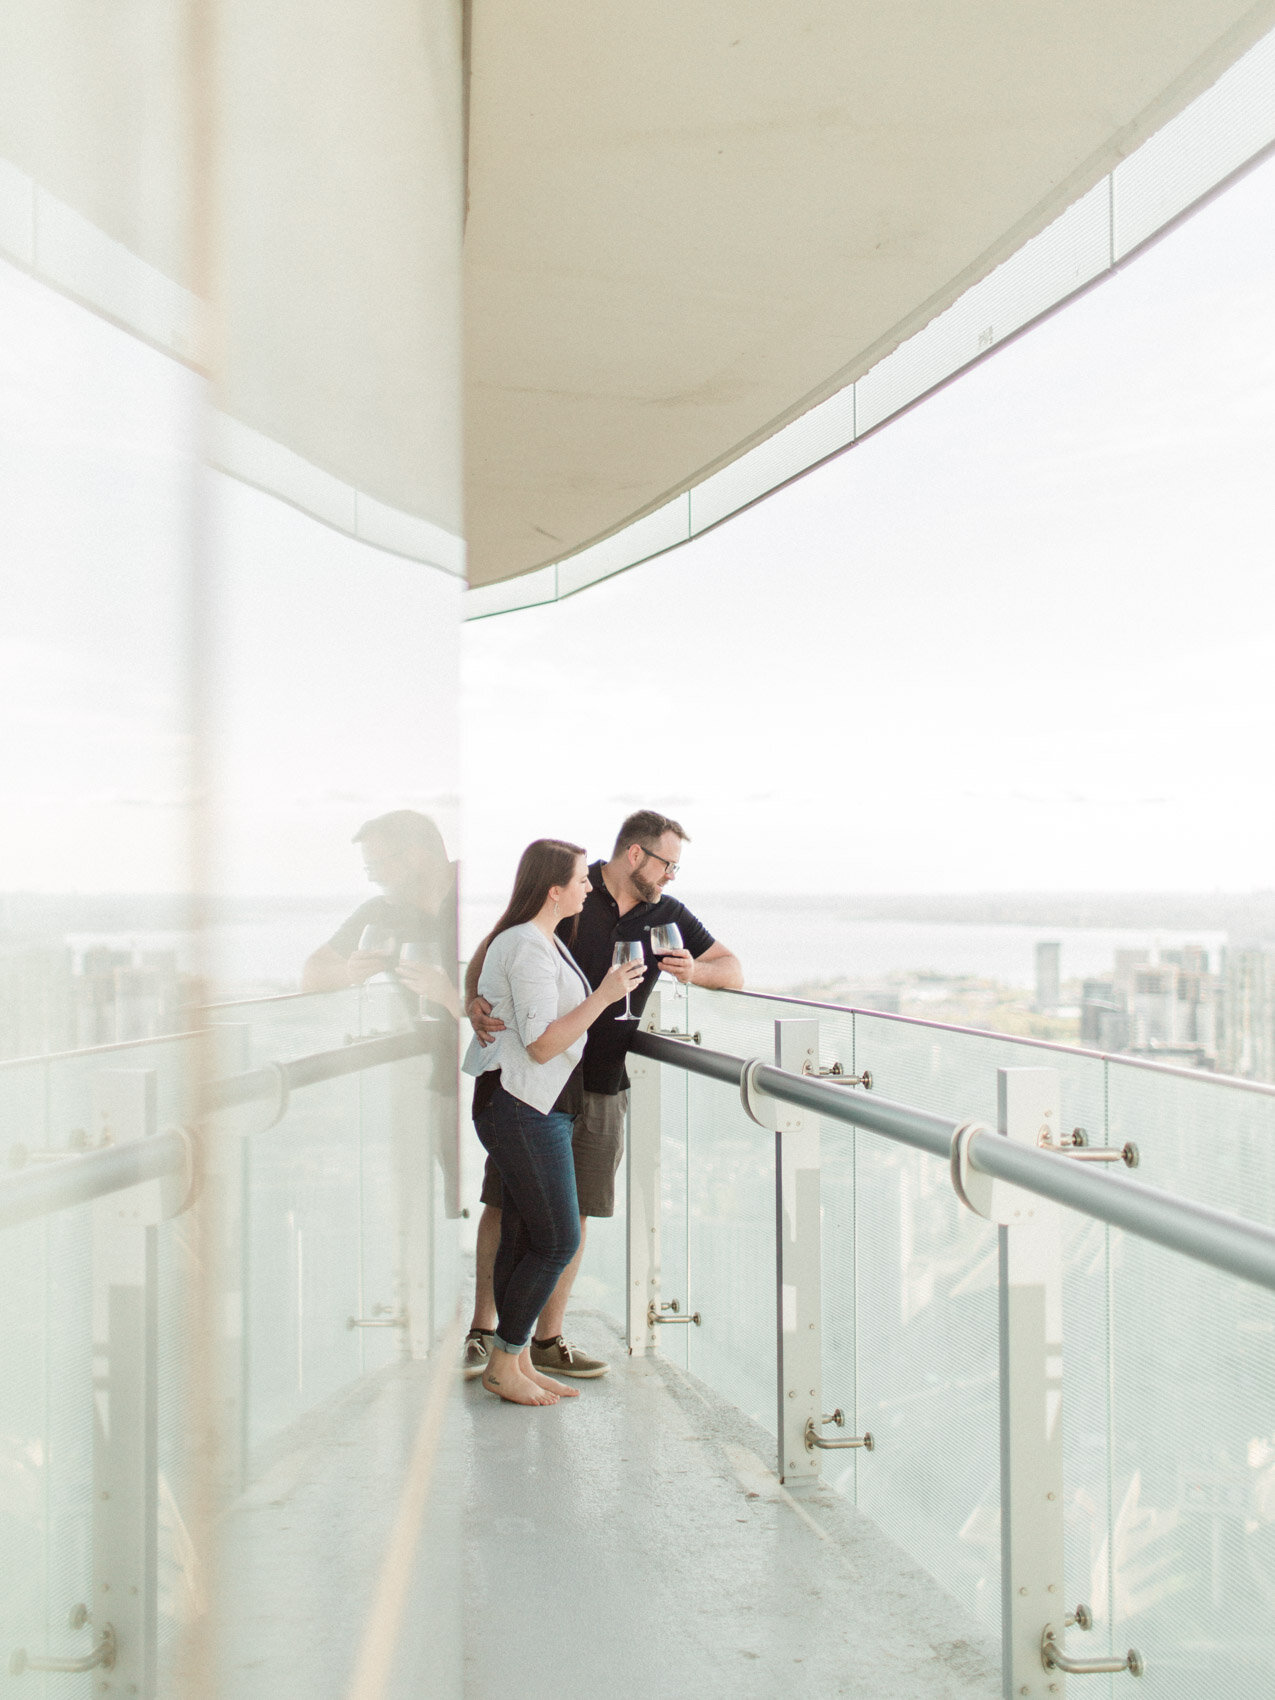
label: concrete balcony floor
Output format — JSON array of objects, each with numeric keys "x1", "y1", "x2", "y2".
[{"x1": 462, "y1": 1313, "x2": 999, "y2": 1700}]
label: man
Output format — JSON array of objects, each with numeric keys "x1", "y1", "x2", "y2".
[
  {"x1": 463, "y1": 810, "x2": 742, "y2": 1378},
  {"x1": 303, "y1": 809, "x2": 460, "y2": 1018},
  {"x1": 303, "y1": 810, "x2": 463, "y2": 1218}
]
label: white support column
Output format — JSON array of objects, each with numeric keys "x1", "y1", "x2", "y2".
[
  {"x1": 774, "y1": 1018, "x2": 822, "y2": 1487},
  {"x1": 626, "y1": 992, "x2": 663, "y2": 1355},
  {"x1": 997, "y1": 1067, "x2": 1066, "y2": 1700},
  {"x1": 91, "y1": 1068, "x2": 161, "y2": 1699}
]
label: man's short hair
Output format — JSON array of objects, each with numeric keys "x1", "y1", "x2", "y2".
[
  {"x1": 613, "y1": 809, "x2": 691, "y2": 857},
  {"x1": 354, "y1": 810, "x2": 447, "y2": 860}
]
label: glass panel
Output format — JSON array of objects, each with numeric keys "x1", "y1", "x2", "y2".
[
  {"x1": 657, "y1": 1054, "x2": 690, "y2": 1368},
  {"x1": 847, "y1": 1012, "x2": 1112, "y2": 1637},
  {"x1": 463, "y1": 564, "x2": 559, "y2": 620},
  {"x1": 857, "y1": 180, "x2": 1112, "y2": 437},
  {"x1": 555, "y1": 498, "x2": 690, "y2": 596},
  {"x1": 0, "y1": 1207, "x2": 95, "y2": 1698},
  {"x1": 575, "y1": 1205, "x2": 627, "y2": 1330},
  {"x1": 1106, "y1": 1062, "x2": 1275, "y2": 1694},
  {"x1": 242, "y1": 1068, "x2": 365, "y2": 1456},
  {"x1": 678, "y1": 991, "x2": 1119, "y2": 1642},
  {"x1": 2, "y1": 3, "x2": 465, "y2": 1688},
  {"x1": 688, "y1": 389, "x2": 858, "y2": 535},
  {"x1": 0, "y1": 249, "x2": 198, "y2": 1694},
  {"x1": 682, "y1": 990, "x2": 781, "y2": 1424},
  {"x1": 684, "y1": 1072, "x2": 775, "y2": 1433},
  {"x1": 1113, "y1": 30, "x2": 1275, "y2": 258}
]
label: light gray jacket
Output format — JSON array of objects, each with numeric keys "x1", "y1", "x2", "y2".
[{"x1": 462, "y1": 922, "x2": 592, "y2": 1113}]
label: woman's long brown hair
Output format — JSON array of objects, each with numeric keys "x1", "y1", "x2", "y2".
[{"x1": 490, "y1": 839, "x2": 585, "y2": 942}]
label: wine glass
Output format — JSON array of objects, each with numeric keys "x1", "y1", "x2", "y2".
[
  {"x1": 649, "y1": 923, "x2": 685, "y2": 1000},
  {"x1": 612, "y1": 938, "x2": 645, "y2": 1021},
  {"x1": 357, "y1": 924, "x2": 397, "y2": 979},
  {"x1": 397, "y1": 942, "x2": 440, "y2": 1021}
]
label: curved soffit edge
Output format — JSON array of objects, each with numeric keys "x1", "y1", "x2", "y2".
[{"x1": 465, "y1": 0, "x2": 1275, "y2": 598}]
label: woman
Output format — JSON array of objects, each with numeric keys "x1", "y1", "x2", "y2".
[{"x1": 463, "y1": 839, "x2": 644, "y2": 1406}]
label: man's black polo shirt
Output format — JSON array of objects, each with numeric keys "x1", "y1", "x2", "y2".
[{"x1": 556, "y1": 861, "x2": 715, "y2": 1095}]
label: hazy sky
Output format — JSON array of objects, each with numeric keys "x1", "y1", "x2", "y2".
[
  {"x1": 0, "y1": 261, "x2": 459, "y2": 897},
  {"x1": 3, "y1": 151, "x2": 1273, "y2": 902},
  {"x1": 462, "y1": 154, "x2": 1275, "y2": 899}
]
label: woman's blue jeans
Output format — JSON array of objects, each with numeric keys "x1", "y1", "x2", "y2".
[{"x1": 473, "y1": 1079, "x2": 581, "y2": 1354}]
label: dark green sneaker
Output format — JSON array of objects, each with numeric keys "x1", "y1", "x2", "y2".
[
  {"x1": 462, "y1": 1330, "x2": 493, "y2": 1380},
  {"x1": 529, "y1": 1335, "x2": 609, "y2": 1378}
]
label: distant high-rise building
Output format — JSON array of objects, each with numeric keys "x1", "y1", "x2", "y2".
[
  {"x1": 1081, "y1": 945, "x2": 1219, "y2": 1068},
  {"x1": 1162, "y1": 945, "x2": 1211, "y2": 975},
  {"x1": 0, "y1": 937, "x2": 193, "y2": 1059},
  {"x1": 114, "y1": 953, "x2": 183, "y2": 1042},
  {"x1": 0, "y1": 948, "x2": 75, "y2": 1060},
  {"x1": 1220, "y1": 947, "x2": 1275, "y2": 1080},
  {"x1": 1112, "y1": 950, "x2": 1150, "y2": 996},
  {"x1": 1132, "y1": 965, "x2": 1179, "y2": 1047},
  {"x1": 1080, "y1": 979, "x2": 1129, "y2": 1050},
  {"x1": 1034, "y1": 941, "x2": 1061, "y2": 1012}
]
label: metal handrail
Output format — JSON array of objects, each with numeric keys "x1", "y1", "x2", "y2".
[
  {"x1": 205, "y1": 1026, "x2": 430, "y2": 1111},
  {"x1": 0, "y1": 1134, "x2": 189, "y2": 1232},
  {"x1": 630, "y1": 1030, "x2": 1275, "y2": 1297},
  {"x1": 721, "y1": 985, "x2": 1275, "y2": 1099},
  {"x1": 0, "y1": 1027, "x2": 431, "y2": 1231}
]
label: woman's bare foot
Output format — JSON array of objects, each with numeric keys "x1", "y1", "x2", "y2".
[
  {"x1": 482, "y1": 1348, "x2": 558, "y2": 1406},
  {"x1": 520, "y1": 1348, "x2": 579, "y2": 1398}
]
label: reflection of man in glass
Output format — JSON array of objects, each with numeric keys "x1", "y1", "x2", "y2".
[{"x1": 302, "y1": 810, "x2": 459, "y2": 1018}]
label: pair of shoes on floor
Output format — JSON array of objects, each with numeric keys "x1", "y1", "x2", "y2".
[
  {"x1": 529, "y1": 1335, "x2": 609, "y2": 1379},
  {"x1": 462, "y1": 1329, "x2": 493, "y2": 1379}
]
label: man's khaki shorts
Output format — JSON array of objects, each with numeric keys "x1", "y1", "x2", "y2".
[{"x1": 479, "y1": 1074, "x2": 628, "y2": 1218}]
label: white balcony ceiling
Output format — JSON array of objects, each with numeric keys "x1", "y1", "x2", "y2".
[{"x1": 464, "y1": 0, "x2": 1275, "y2": 586}]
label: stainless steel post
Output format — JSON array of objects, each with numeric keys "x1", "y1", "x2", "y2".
[
  {"x1": 91, "y1": 1069, "x2": 161, "y2": 1700},
  {"x1": 626, "y1": 993, "x2": 663, "y2": 1354},
  {"x1": 392, "y1": 1045, "x2": 438, "y2": 1360},
  {"x1": 996, "y1": 1067, "x2": 1067, "y2": 1700},
  {"x1": 773, "y1": 1019, "x2": 822, "y2": 1487},
  {"x1": 207, "y1": 1024, "x2": 252, "y2": 1496}
]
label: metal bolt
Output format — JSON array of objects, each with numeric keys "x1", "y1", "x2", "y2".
[
  {"x1": 1047, "y1": 1583, "x2": 1056, "y2": 1593},
  {"x1": 1046, "y1": 1491, "x2": 1056, "y2": 1500},
  {"x1": 1019, "y1": 1586, "x2": 1028, "y2": 1596},
  {"x1": 788, "y1": 1390, "x2": 795, "y2": 1399},
  {"x1": 809, "y1": 1388, "x2": 815, "y2": 1396}
]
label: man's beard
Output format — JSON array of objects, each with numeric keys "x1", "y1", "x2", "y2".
[{"x1": 632, "y1": 868, "x2": 662, "y2": 904}]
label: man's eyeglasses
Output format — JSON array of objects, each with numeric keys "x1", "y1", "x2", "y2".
[{"x1": 640, "y1": 846, "x2": 679, "y2": 876}]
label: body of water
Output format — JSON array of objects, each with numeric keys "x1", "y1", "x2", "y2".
[
  {"x1": 684, "y1": 901, "x2": 1226, "y2": 992},
  {"x1": 64, "y1": 895, "x2": 1226, "y2": 998}
]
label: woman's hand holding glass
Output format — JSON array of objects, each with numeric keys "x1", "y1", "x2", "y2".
[{"x1": 605, "y1": 942, "x2": 647, "y2": 1021}]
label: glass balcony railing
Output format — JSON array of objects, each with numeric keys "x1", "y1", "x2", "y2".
[
  {"x1": 7, "y1": 975, "x2": 1275, "y2": 1698},
  {"x1": 620, "y1": 984, "x2": 1275, "y2": 1699},
  {"x1": 0, "y1": 983, "x2": 459, "y2": 1698}
]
